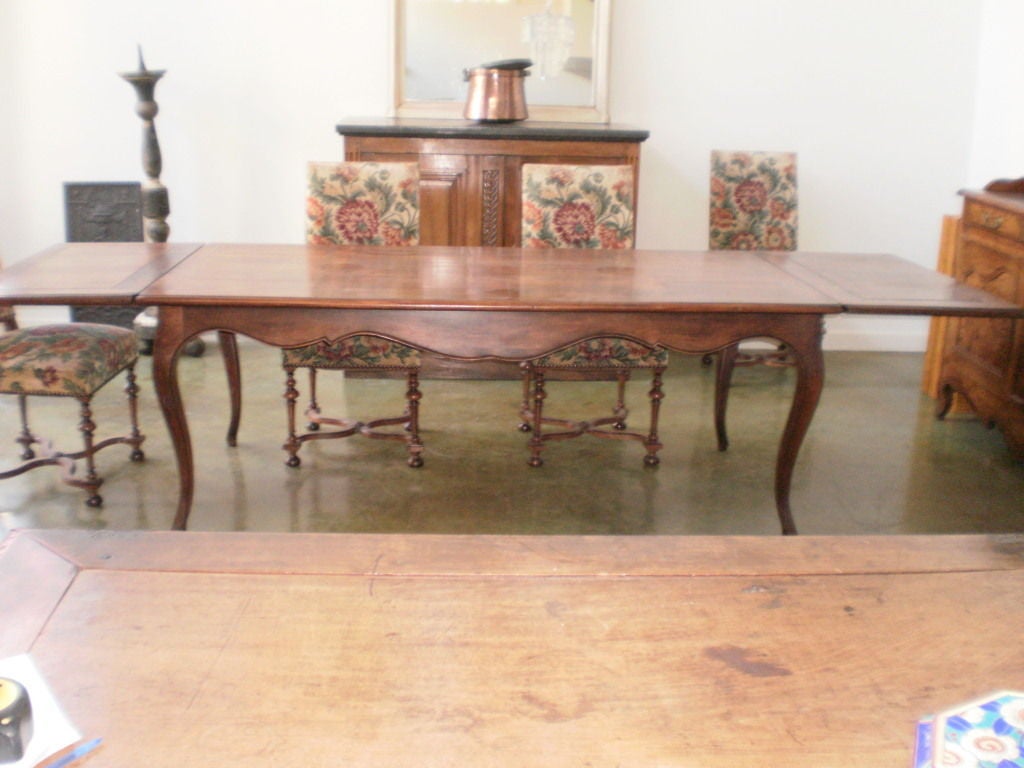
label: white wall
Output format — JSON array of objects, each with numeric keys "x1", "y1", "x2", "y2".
[
  {"x1": 612, "y1": 0, "x2": 982, "y2": 349},
  {"x1": 0, "y1": 0, "x2": 1006, "y2": 350},
  {"x1": 968, "y1": 0, "x2": 1024, "y2": 184}
]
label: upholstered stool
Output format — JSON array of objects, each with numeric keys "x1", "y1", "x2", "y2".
[
  {"x1": 283, "y1": 334, "x2": 423, "y2": 468},
  {"x1": 0, "y1": 323, "x2": 145, "y2": 506},
  {"x1": 519, "y1": 337, "x2": 668, "y2": 468}
]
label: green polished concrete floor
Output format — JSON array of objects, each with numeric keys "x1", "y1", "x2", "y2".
[{"x1": 1, "y1": 340, "x2": 1021, "y2": 536}]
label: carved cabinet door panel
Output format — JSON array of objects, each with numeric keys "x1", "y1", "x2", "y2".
[
  {"x1": 416, "y1": 154, "x2": 518, "y2": 247},
  {"x1": 418, "y1": 153, "x2": 470, "y2": 246}
]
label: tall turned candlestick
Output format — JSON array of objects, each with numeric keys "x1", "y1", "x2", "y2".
[
  {"x1": 120, "y1": 47, "x2": 169, "y2": 243},
  {"x1": 120, "y1": 48, "x2": 203, "y2": 356}
]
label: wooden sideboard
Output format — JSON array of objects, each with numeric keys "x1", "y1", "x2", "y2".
[
  {"x1": 937, "y1": 179, "x2": 1024, "y2": 455},
  {"x1": 337, "y1": 118, "x2": 649, "y2": 247}
]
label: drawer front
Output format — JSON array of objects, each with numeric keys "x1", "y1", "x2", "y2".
[
  {"x1": 952, "y1": 241, "x2": 1018, "y2": 377},
  {"x1": 956, "y1": 240, "x2": 1018, "y2": 301},
  {"x1": 963, "y1": 199, "x2": 1024, "y2": 243}
]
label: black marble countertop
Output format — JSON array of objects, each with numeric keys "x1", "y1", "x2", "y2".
[{"x1": 336, "y1": 117, "x2": 649, "y2": 142}]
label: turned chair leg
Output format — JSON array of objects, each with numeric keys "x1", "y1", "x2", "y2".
[
  {"x1": 16, "y1": 395, "x2": 35, "y2": 461},
  {"x1": 283, "y1": 365, "x2": 302, "y2": 467},
  {"x1": 305, "y1": 367, "x2": 321, "y2": 432},
  {"x1": 76, "y1": 397, "x2": 103, "y2": 508},
  {"x1": 125, "y1": 365, "x2": 146, "y2": 462},
  {"x1": 404, "y1": 371, "x2": 424, "y2": 468},
  {"x1": 613, "y1": 371, "x2": 629, "y2": 430},
  {"x1": 644, "y1": 369, "x2": 665, "y2": 466},
  {"x1": 518, "y1": 364, "x2": 534, "y2": 432},
  {"x1": 527, "y1": 368, "x2": 547, "y2": 467}
]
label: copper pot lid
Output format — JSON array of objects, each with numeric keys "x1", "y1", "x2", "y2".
[{"x1": 464, "y1": 58, "x2": 533, "y2": 77}]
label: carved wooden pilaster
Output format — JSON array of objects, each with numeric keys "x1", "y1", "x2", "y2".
[{"x1": 481, "y1": 169, "x2": 501, "y2": 246}]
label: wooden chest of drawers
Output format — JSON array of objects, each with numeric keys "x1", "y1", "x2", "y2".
[{"x1": 938, "y1": 179, "x2": 1024, "y2": 455}]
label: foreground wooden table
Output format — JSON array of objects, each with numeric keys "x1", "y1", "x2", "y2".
[
  {"x1": 2, "y1": 243, "x2": 1021, "y2": 533},
  {"x1": 2, "y1": 529, "x2": 1022, "y2": 767}
]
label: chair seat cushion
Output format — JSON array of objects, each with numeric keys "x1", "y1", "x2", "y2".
[
  {"x1": 0, "y1": 323, "x2": 139, "y2": 397},
  {"x1": 283, "y1": 335, "x2": 420, "y2": 370},
  {"x1": 531, "y1": 337, "x2": 668, "y2": 369}
]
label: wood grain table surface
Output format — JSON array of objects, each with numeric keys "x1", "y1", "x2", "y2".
[{"x1": 2, "y1": 529, "x2": 1023, "y2": 767}]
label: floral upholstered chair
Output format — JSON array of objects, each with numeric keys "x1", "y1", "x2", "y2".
[
  {"x1": 708, "y1": 150, "x2": 798, "y2": 451},
  {"x1": 282, "y1": 161, "x2": 424, "y2": 469},
  {"x1": 709, "y1": 150, "x2": 797, "y2": 251},
  {"x1": 0, "y1": 322, "x2": 145, "y2": 506},
  {"x1": 518, "y1": 164, "x2": 667, "y2": 468}
]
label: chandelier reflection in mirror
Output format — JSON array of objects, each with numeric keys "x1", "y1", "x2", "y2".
[
  {"x1": 396, "y1": 0, "x2": 609, "y2": 122},
  {"x1": 523, "y1": 1, "x2": 575, "y2": 79}
]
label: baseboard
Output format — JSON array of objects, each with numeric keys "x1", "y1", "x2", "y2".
[
  {"x1": 821, "y1": 315, "x2": 929, "y2": 352},
  {"x1": 822, "y1": 331, "x2": 928, "y2": 352}
]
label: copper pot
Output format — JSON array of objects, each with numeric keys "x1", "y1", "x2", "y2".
[{"x1": 463, "y1": 59, "x2": 531, "y2": 122}]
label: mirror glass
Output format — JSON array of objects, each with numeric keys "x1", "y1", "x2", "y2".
[{"x1": 394, "y1": 0, "x2": 609, "y2": 122}]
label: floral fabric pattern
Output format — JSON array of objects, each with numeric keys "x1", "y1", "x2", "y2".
[
  {"x1": 532, "y1": 337, "x2": 668, "y2": 370},
  {"x1": 0, "y1": 323, "x2": 138, "y2": 397},
  {"x1": 306, "y1": 161, "x2": 419, "y2": 246},
  {"x1": 521, "y1": 164, "x2": 635, "y2": 249},
  {"x1": 933, "y1": 692, "x2": 1024, "y2": 768},
  {"x1": 709, "y1": 151, "x2": 797, "y2": 251},
  {"x1": 283, "y1": 335, "x2": 419, "y2": 370},
  {"x1": 295, "y1": 161, "x2": 422, "y2": 369}
]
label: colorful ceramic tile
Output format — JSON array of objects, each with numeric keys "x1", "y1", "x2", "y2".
[
  {"x1": 932, "y1": 691, "x2": 1024, "y2": 767},
  {"x1": 914, "y1": 717, "x2": 934, "y2": 768}
]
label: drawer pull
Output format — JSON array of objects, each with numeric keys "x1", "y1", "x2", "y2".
[{"x1": 980, "y1": 213, "x2": 1005, "y2": 229}]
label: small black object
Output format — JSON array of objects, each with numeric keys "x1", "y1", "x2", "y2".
[{"x1": 0, "y1": 677, "x2": 33, "y2": 763}]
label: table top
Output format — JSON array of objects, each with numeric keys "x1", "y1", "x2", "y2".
[
  {"x1": 2, "y1": 243, "x2": 1019, "y2": 318},
  {"x1": 0, "y1": 242, "x2": 200, "y2": 306},
  {"x1": 3, "y1": 529, "x2": 1022, "y2": 767},
  {"x1": 139, "y1": 244, "x2": 844, "y2": 313}
]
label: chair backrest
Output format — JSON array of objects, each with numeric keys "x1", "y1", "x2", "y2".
[
  {"x1": 306, "y1": 161, "x2": 420, "y2": 246},
  {"x1": 521, "y1": 164, "x2": 635, "y2": 249},
  {"x1": 709, "y1": 150, "x2": 797, "y2": 251}
]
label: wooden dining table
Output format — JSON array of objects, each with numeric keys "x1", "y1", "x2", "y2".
[
  {"x1": 1, "y1": 242, "x2": 1020, "y2": 533},
  {"x1": 2, "y1": 528, "x2": 1023, "y2": 766}
]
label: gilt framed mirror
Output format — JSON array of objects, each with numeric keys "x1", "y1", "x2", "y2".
[{"x1": 391, "y1": 0, "x2": 611, "y2": 123}]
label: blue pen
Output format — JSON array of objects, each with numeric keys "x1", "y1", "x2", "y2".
[{"x1": 42, "y1": 737, "x2": 103, "y2": 768}]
